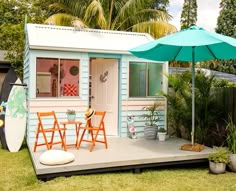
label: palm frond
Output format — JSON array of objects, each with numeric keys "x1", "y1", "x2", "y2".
[
  {"x1": 49, "y1": 3, "x2": 72, "y2": 14},
  {"x1": 131, "y1": 21, "x2": 177, "y2": 38},
  {"x1": 84, "y1": 0, "x2": 107, "y2": 29},
  {"x1": 111, "y1": 0, "x2": 147, "y2": 29},
  {"x1": 137, "y1": 9, "x2": 172, "y2": 21},
  {"x1": 45, "y1": 13, "x2": 87, "y2": 29}
]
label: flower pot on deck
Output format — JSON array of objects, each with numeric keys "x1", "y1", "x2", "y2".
[
  {"x1": 144, "y1": 125, "x2": 158, "y2": 140},
  {"x1": 158, "y1": 132, "x2": 166, "y2": 141},
  {"x1": 67, "y1": 114, "x2": 76, "y2": 122},
  {"x1": 228, "y1": 154, "x2": 236, "y2": 172},
  {"x1": 209, "y1": 161, "x2": 226, "y2": 174}
]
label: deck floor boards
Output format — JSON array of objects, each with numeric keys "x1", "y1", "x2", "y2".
[{"x1": 28, "y1": 137, "x2": 212, "y2": 179}]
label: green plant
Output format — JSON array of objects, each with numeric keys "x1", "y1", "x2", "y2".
[
  {"x1": 208, "y1": 146, "x2": 230, "y2": 164},
  {"x1": 142, "y1": 103, "x2": 160, "y2": 126},
  {"x1": 66, "y1": 109, "x2": 76, "y2": 115},
  {"x1": 158, "y1": 127, "x2": 167, "y2": 133},
  {"x1": 226, "y1": 115, "x2": 236, "y2": 154}
]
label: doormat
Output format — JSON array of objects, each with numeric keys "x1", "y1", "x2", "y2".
[{"x1": 180, "y1": 144, "x2": 205, "y2": 152}]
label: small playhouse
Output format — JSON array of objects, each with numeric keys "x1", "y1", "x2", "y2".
[{"x1": 24, "y1": 23, "x2": 168, "y2": 145}]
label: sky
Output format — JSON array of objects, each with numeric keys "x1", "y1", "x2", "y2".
[{"x1": 168, "y1": 0, "x2": 221, "y2": 32}]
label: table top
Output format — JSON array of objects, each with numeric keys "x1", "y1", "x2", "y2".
[{"x1": 60, "y1": 121, "x2": 82, "y2": 125}]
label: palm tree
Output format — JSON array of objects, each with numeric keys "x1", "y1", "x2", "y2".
[
  {"x1": 163, "y1": 72, "x2": 192, "y2": 138},
  {"x1": 45, "y1": 0, "x2": 176, "y2": 38}
]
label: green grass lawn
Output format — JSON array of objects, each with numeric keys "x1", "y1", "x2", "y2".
[{"x1": 1, "y1": 144, "x2": 236, "y2": 191}]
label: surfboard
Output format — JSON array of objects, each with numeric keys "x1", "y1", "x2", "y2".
[
  {"x1": 0, "y1": 67, "x2": 17, "y2": 149},
  {"x1": 5, "y1": 78, "x2": 27, "y2": 152}
]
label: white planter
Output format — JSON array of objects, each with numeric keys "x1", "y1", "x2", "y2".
[
  {"x1": 158, "y1": 132, "x2": 166, "y2": 141},
  {"x1": 228, "y1": 154, "x2": 236, "y2": 172},
  {"x1": 209, "y1": 161, "x2": 226, "y2": 174},
  {"x1": 67, "y1": 114, "x2": 76, "y2": 122}
]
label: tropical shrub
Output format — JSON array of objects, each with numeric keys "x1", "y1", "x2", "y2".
[
  {"x1": 208, "y1": 146, "x2": 230, "y2": 164},
  {"x1": 225, "y1": 115, "x2": 236, "y2": 154},
  {"x1": 165, "y1": 70, "x2": 233, "y2": 146}
]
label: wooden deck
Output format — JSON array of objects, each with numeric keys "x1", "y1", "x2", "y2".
[{"x1": 28, "y1": 137, "x2": 213, "y2": 180}]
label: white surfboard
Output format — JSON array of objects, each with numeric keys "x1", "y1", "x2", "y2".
[{"x1": 5, "y1": 78, "x2": 27, "y2": 152}]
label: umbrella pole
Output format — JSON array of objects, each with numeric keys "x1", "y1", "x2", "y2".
[
  {"x1": 180, "y1": 49, "x2": 204, "y2": 152},
  {"x1": 191, "y1": 48, "x2": 195, "y2": 146}
]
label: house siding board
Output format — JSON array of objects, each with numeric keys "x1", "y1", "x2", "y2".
[
  {"x1": 23, "y1": 37, "x2": 30, "y2": 79},
  {"x1": 79, "y1": 56, "x2": 90, "y2": 100},
  {"x1": 23, "y1": 40, "x2": 30, "y2": 117},
  {"x1": 24, "y1": 45, "x2": 31, "y2": 143},
  {"x1": 28, "y1": 52, "x2": 36, "y2": 99},
  {"x1": 27, "y1": 100, "x2": 88, "y2": 143},
  {"x1": 28, "y1": 119, "x2": 86, "y2": 144},
  {"x1": 120, "y1": 99, "x2": 166, "y2": 138},
  {"x1": 120, "y1": 57, "x2": 129, "y2": 99},
  {"x1": 121, "y1": 113, "x2": 165, "y2": 127}
]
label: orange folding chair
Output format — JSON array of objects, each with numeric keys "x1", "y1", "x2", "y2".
[
  {"x1": 34, "y1": 111, "x2": 67, "y2": 152},
  {"x1": 77, "y1": 111, "x2": 108, "y2": 152}
]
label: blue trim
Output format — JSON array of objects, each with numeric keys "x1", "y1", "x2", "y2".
[
  {"x1": 118, "y1": 59, "x2": 121, "y2": 137},
  {"x1": 88, "y1": 53, "x2": 122, "y2": 59}
]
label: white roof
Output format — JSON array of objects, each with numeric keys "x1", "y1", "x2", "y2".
[{"x1": 26, "y1": 24, "x2": 154, "y2": 54}]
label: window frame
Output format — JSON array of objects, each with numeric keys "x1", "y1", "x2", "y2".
[
  {"x1": 129, "y1": 61, "x2": 162, "y2": 98},
  {"x1": 36, "y1": 57, "x2": 80, "y2": 98}
]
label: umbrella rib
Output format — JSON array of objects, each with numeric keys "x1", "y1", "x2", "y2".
[
  {"x1": 206, "y1": 45, "x2": 217, "y2": 59},
  {"x1": 173, "y1": 47, "x2": 183, "y2": 60}
]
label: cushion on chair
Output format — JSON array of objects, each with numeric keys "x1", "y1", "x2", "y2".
[{"x1": 39, "y1": 150, "x2": 75, "y2": 165}]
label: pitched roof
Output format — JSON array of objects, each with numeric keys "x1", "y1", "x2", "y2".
[{"x1": 26, "y1": 24, "x2": 154, "y2": 54}]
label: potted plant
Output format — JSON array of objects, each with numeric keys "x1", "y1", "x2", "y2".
[
  {"x1": 208, "y1": 146, "x2": 230, "y2": 174},
  {"x1": 225, "y1": 115, "x2": 236, "y2": 172},
  {"x1": 158, "y1": 127, "x2": 167, "y2": 141},
  {"x1": 66, "y1": 109, "x2": 76, "y2": 122},
  {"x1": 142, "y1": 103, "x2": 160, "y2": 140}
]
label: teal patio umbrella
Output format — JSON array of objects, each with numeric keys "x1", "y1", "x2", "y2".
[{"x1": 129, "y1": 25, "x2": 236, "y2": 146}]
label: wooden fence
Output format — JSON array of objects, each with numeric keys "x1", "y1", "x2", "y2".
[{"x1": 215, "y1": 87, "x2": 236, "y2": 123}]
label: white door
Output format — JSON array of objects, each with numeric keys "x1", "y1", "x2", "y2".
[{"x1": 91, "y1": 58, "x2": 118, "y2": 136}]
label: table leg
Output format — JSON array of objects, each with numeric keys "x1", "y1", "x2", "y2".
[
  {"x1": 76, "y1": 123, "x2": 81, "y2": 148},
  {"x1": 62, "y1": 124, "x2": 67, "y2": 146}
]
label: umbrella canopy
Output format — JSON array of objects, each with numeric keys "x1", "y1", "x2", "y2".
[{"x1": 129, "y1": 25, "x2": 236, "y2": 145}]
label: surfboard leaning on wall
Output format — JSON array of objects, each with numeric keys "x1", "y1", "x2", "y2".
[
  {"x1": 5, "y1": 78, "x2": 27, "y2": 152},
  {"x1": 0, "y1": 67, "x2": 17, "y2": 149}
]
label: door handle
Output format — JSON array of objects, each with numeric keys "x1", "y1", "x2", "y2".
[{"x1": 91, "y1": 96, "x2": 95, "y2": 99}]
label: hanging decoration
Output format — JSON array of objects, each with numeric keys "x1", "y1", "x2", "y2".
[
  {"x1": 100, "y1": 71, "x2": 108, "y2": 82},
  {"x1": 70, "y1": 66, "x2": 79, "y2": 76}
]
